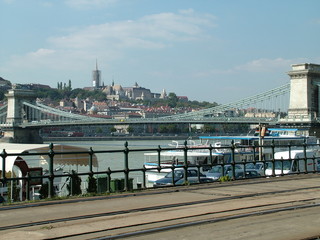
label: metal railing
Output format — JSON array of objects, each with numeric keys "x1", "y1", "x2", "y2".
[{"x1": 0, "y1": 139, "x2": 319, "y2": 203}]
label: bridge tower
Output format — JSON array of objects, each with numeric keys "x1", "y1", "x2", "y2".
[
  {"x1": 1, "y1": 88, "x2": 43, "y2": 143},
  {"x1": 287, "y1": 63, "x2": 320, "y2": 122}
]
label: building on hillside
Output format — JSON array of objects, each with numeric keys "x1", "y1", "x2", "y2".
[
  {"x1": 123, "y1": 82, "x2": 153, "y2": 100},
  {"x1": 160, "y1": 89, "x2": 167, "y2": 99},
  {"x1": 177, "y1": 96, "x2": 188, "y2": 102},
  {"x1": 60, "y1": 99, "x2": 74, "y2": 108},
  {"x1": 91, "y1": 101, "x2": 109, "y2": 111},
  {"x1": 102, "y1": 81, "x2": 126, "y2": 100},
  {"x1": 12, "y1": 83, "x2": 50, "y2": 90}
]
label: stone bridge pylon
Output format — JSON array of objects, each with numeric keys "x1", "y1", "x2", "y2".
[
  {"x1": 0, "y1": 88, "x2": 43, "y2": 143},
  {"x1": 287, "y1": 63, "x2": 320, "y2": 121}
]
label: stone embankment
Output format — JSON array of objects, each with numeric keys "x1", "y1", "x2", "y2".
[{"x1": 43, "y1": 135, "x2": 192, "y2": 142}]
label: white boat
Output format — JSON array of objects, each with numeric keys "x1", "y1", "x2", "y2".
[
  {"x1": 144, "y1": 128, "x2": 318, "y2": 184},
  {"x1": 198, "y1": 128, "x2": 318, "y2": 162},
  {"x1": 0, "y1": 143, "x2": 98, "y2": 202},
  {"x1": 144, "y1": 150, "x2": 212, "y2": 184}
]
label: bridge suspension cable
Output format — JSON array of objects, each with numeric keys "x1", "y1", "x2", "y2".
[
  {"x1": 22, "y1": 102, "x2": 103, "y2": 122},
  {"x1": 160, "y1": 83, "x2": 290, "y2": 120},
  {"x1": 0, "y1": 83, "x2": 290, "y2": 125}
]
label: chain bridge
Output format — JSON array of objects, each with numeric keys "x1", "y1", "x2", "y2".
[{"x1": 1, "y1": 63, "x2": 320, "y2": 143}]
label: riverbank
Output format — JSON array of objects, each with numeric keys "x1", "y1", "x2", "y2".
[{"x1": 43, "y1": 134, "x2": 194, "y2": 142}]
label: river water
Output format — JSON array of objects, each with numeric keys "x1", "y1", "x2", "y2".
[{"x1": 43, "y1": 139, "x2": 181, "y2": 190}]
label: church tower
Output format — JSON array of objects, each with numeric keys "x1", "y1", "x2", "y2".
[{"x1": 92, "y1": 59, "x2": 101, "y2": 88}]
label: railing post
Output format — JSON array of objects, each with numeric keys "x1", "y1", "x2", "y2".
[
  {"x1": 288, "y1": 143, "x2": 292, "y2": 176},
  {"x1": 272, "y1": 152, "x2": 276, "y2": 178},
  {"x1": 271, "y1": 139, "x2": 278, "y2": 176},
  {"x1": 171, "y1": 162, "x2": 175, "y2": 185},
  {"x1": 303, "y1": 139, "x2": 308, "y2": 174},
  {"x1": 312, "y1": 156, "x2": 316, "y2": 173},
  {"x1": 124, "y1": 141, "x2": 129, "y2": 191},
  {"x1": 106, "y1": 167, "x2": 111, "y2": 193},
  {"x1": 183, "y1": 140, "x2": 188, "y2": 184},
  {"x1": 89, "y1": 147, "x2": 94, "y2": 175},
  {"x1": 231, "y1": 140, "x2": 236, "y2": 180},
  {"x1": 157, "y1": 145, "x2": 161, "y2": 173},
  {"x1": 209, "y1": 144, "x2": 213, "y2": 167},
  {"x1": 0, "y1": 149, "x2": 7, "y2": 190},
  {"x1": 48, "y1": 143, "x2": 55, "y2": 198},
  {"x1": 70, "y1": 175, "x2": 73, "y2": 195},
  {"x1": 142, "y1": 165, "x2": 147, "y2": 189},
  {"x1": 26, "y1": 172, "x2": 30, "y2": 201}
]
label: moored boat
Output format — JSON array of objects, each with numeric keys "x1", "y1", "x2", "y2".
[
  {"x1": 144, "y1": 128, "x2": 319, "y2": 184},
  {"x1": 0, "y1": 143, "x2": 98, "y2": 202}
]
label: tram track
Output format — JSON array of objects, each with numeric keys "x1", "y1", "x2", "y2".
[
  {"x1": 1, "y1": 185, "x2": 319, "y2": 231},
  {"x1": 38, "y1": 198, "x2": 320, "y2": 240},
  {"x1": 0, "y1": 173, "x2": 317, "y2": 212},
  {"x1": 1, "y1": 175, "x2": 320, "y2": 239}
]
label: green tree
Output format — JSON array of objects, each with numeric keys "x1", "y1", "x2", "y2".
[
  {"x1": 68, "y1": 79, "x2": 72, "y2": 91},
  {"x1": 110, "y1": 127, "x2": 117, "y2": 133},
  {"x1": 203, "y1": 124, "x2": 215, "y2": 133},
  {"x1": 158, "y1": 125, "x2": 168, "y2": 133},
  {"x1": 127, "y1": 126, "x2": 134, "y2": 134},
  {"x1": 168, "y1": 92, "x2": 178, "y2": 108}
]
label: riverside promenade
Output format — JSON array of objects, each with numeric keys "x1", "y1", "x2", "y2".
[{"x1": 1, "y1": 174, "x2": 320, "y2": 240}]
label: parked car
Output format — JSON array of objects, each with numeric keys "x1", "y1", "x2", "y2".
[
  {"x1": 227, "y1": 169, "x2": 260, "y2": 179},
  {"x1": 206, "y1": 164, "x2": 243, "y2": 181},
  {"x1": 153, "y1": 168, "x2": 206, "y2": 187},
  {"x1": 245, "y1": 162, "x2": 265, "y2": 176},
  {"x1": 175, "y1": 176, "x2": 215, "y2": 185}
]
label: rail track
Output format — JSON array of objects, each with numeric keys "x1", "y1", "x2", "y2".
[{"x1": 1, "y1": 175, "x2": 320, "y2": 239}]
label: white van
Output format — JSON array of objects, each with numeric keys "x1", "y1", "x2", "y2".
[{"x1": 265, "y1": 149, "x2": 319, "y2": 176}]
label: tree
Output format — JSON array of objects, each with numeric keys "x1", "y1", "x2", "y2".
[
  {"x1": 68, "y1": 79, "x2": 72, "y2": 91},
  {"x1": 110, "y1": 127, "x2": 117, "y2": 133},
  {"x1": 158, "y1": 125, "x2": 168, "y2": 133},
  {"x1": 168, "y1": 92, "x2": 178, "y2": 108},
  {"x1": 203, "y1": 124, "x2": 215, "y2": 133},
  {"x1": 127, "y1": 126, "x2": 134, "y2": 134}
]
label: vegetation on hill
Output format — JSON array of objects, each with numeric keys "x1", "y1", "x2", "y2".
[{"x1": 0, "y1": 82, "x2": 218, "y2": 109}]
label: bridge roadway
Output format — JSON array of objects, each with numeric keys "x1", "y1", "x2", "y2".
[{"x1": 1, "y1": 174, "x2": 320, "y2": 240}]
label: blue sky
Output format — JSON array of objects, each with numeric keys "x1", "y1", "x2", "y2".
[{"x1": 1, "y1": 0, "x2": 320, "y2": 103}]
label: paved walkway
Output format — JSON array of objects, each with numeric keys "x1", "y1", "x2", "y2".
[{"x1": 1, "y1": 174, "x2": 320, "y2": 239}]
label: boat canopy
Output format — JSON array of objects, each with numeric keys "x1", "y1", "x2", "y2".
[
  {"x1": 144, "y1": 151, "x2": 214, "y2": 157},
  {"x1": 0, "y1": 143, "x2": 98, "y2": 172},
  {"x1": 199, "y1": 135, "x2": 307, "y2": 141}
]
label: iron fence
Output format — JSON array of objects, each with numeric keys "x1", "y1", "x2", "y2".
[{"x1": 0, "y1": 139, "x2": 319, "y2": 203}]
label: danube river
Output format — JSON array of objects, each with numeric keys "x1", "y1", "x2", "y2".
[{"x1": 44, "y1": 139, "x2": 182, "y2": 190}]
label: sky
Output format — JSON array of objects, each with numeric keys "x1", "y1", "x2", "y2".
[{"x1": 1, "y1": 0, "x2": 320, "y2": 104}]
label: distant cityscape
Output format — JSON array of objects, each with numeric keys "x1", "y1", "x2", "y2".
[
  {"x1": 0, "y1": 62, "x2": 208, "y2": 121},
  {"x1": 0, "y1": 61, "x2": 277, "y2": 128}
]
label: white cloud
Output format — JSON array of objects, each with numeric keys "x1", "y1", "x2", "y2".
[
  {"x1": 2, "y1": 0, "x2": 15, "y2": 3},
  {"x1": 234, "y1": 58, "x2": 307, "y2": 73},
  {"x1": 3, "y1": 9, "x2": 216, "y2": 86},
  {"x1": 48, "y1": 10, "x2": 216, "y2": 51},
  {"x1": 65, "y1": 0, "x2": 118, "y2": 9},
  {"x1": 30, "y1": 48, "x2": 55, "y2": 57}
]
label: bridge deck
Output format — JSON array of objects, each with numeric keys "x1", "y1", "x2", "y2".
[{"x1": 1, "y1": 174, "x2": 320, "y2": 239}]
